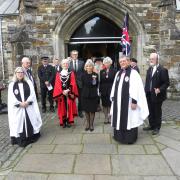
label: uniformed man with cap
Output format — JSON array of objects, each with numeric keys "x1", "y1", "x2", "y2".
[{"x1": 38, "y1": 56, "x2": 55, "y2": 113}]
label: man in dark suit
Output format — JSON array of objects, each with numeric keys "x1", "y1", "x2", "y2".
[
  {"x1": 69, "y1": 50, "x2": 84, "y2": 118},
  {"x1": 38, "y1": 56, "x2": 55, "y2": 113},
  {"x1": 144, "y1": 53, "x2": 169, "y2": 135},
  {"x1": 53, "y1": 57, "x2": 61, "y2": 73},
  {"x1": 21, "y1": 56, "x2": 38, "y2": 100}
]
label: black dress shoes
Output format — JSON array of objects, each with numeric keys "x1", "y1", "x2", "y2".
[
  {"x1": 63, "y1": 123, "x2": 66, "y2": 128},
  {"x1": 85, "y1": 127, "x2": 89, "y2": 131},
  {"x1": 11, "y1": 137, "x2": 17, "y2": 145},
  {"x1": 143, "y1": 126, "x2": 152, "y2": 131},
  {"x1": 66, "y1": 122, "x2": 71, "y2": 128},
  {"x1": 152, "y1": 129, "x2": 159, "y2": 135}
]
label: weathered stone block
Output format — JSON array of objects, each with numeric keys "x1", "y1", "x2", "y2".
[
  {"x1": 14, "y1": 154, "x2": 75, "y2": 173},
  {"x1": 74, "y1": 154, "x2": 111, "y2": 174},
  {"x1": 112, "y1": 155, "x2": 173, "y2": 175}
]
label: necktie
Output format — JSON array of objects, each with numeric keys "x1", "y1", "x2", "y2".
[{"x1": 74, "y1": 61, "x2": 77, "y2": 72}]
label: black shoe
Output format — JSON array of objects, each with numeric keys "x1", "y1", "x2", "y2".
[
  {"x1": 66, "y1": 122, "x2": 71, "y2": 128},
  {"x1": 104, "y1": 121, "x2": 109, "y2": 124},
  {"x1": 11, "y1": 137, "x2": 17, "y2": 145},
  {"x1": 143, "y1": 126, "x2": 152, "y2": 131},
  {"x1": 85, "y1": 127, "x2": 89, "y2": 131},
  {"x1": 152, "y1": 129, "x2": 159, "y2": 135},
  {"x1": 31, "y1": 132, "x2": 41, "y2": 143},
  {"x1": 90, "y1": 127, "x2": 94, "y2": 132},
  {"x1": 78, "y1": 112, "x2": 84, "y2": 118},
  {"x1": 63, "y1": 123, "x2": 66, "y2": 128}
]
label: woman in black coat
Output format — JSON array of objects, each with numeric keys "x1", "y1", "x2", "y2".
[
  {"x1": 81, "y1": 59, "x2": 99, "y2": 131},
  {"x1": 99, "y1": 57, "x2": 116, "y2": 124}
]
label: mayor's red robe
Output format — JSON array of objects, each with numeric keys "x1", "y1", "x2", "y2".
[{"x1": 53, "y1": 71, "x2": 78, "y2": 125}]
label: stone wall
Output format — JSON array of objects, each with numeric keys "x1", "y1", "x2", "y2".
[
  {"x1": 1, "y1": 16, "x2": 19, "y2": 80},
  {"x1": 0, "y1": 0, "x2": 179, "y2": 98}
]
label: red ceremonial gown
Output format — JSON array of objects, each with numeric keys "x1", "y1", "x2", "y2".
[{"x1": 53, "y1": 71, "x2": 78, "y2": 125}]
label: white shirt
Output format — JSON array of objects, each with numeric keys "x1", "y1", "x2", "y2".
[{"x1": 152, "y1": 64, "x2": 159, "y2": 77}]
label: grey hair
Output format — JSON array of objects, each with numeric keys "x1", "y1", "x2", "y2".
[
  {"x1": 84, "y1": 59, "x2": 94, "y2": 71},
  {"x1": 70, "y1": 50, "x2": 78, "y2": 55},
  {"x1": 103, "y1": 56, "x2": 112, "y2": 65},
  {"x1": 12, "y1": 67, "x2": 27, "y2": 82},
  {"x1": 119, "y1": 55, "x2": 130, "y2": 61},
  {"x1": 61, "y1": 59, "x2": 69, "y2": 66},
  {"x1": 21, "y1": 57, "x2": 30, "y2": 63}
]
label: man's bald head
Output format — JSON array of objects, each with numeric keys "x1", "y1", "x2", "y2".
[{"x1": 22, "y1": 57, "x2": 31, "y2": 69}]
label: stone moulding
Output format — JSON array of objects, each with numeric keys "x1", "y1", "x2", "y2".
[{"x1": 158, "y1": 0, "x2": 174, "y2": 7}]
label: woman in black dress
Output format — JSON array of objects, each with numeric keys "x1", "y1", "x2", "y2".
[
  {"x1": 81, "y1": 59, "x2": 99, "y2": 131},
  {"x1": 99, "y1": 57, "x2": 116, "y2": 124}
]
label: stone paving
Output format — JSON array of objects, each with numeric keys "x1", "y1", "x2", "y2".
[{"x1": 0, "y1": 94, "x2": 180, "y2": 179}]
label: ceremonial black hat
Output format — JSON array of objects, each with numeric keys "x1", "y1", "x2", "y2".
[{"x1": 41, "y1": 56, "x2": 49, "y2": 61}]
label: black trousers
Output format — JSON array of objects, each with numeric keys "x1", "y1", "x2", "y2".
[
  {"x1": 78, "y1": 87, "x2": 82, "y2": 112},
  {"x1": 146, "y1": 94, "x2": 163, "y2": 130},
  {"x1": 40, "y1": 87, "x2": 54, "y2": 109}
]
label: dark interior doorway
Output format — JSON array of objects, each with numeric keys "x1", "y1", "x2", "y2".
[{"x1": 67, "y1": 14, "x2": 122, "y2": 66}]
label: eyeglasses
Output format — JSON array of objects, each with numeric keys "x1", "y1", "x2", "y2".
[{"x1": 72, "y1": 54, "x2": 78, "y2": 56}]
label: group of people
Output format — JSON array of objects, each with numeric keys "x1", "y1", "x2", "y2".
[{"x1": 8, "y1": 50, "x2": 169, "y2": 147}]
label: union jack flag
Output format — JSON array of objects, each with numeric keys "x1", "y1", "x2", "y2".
[{"x1": 121, "y1": 13, "x2": 131, "y2": 56}]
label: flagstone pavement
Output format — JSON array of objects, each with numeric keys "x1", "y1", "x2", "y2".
[{"x1": 0, "y1": 100, "x2": 180, "y2": 180}]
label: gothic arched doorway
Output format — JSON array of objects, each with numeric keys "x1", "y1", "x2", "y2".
[{"x1": 53, "y1": 0, "x2": 146, "y2": 74}]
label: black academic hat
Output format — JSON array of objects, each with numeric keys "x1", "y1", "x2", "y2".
[
  {"x1": 41, "y1": 56, "x2": 49, "y2": 61},
  {"x1": 130, "y1": 58, "x2": 137, "y2": 63}
]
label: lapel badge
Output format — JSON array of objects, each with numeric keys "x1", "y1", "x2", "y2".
[{"x1": 125, "y1": 76, "x2": 129, "y2": 82}]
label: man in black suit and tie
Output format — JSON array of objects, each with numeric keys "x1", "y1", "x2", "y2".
[
  {"x1": 69, "y1": 50, "x2": 84, "y2": 118},
  {"x1": 21, "y1": 56, "x2": 38, "y2": 99},
  {"x1": 38, "y1": 56, "x2": 55, "y2": 113},
  {"x1": 144, "y1": 53, "x2": 170, "y2": 135},
  {"x1": 53, "y1": 57, "x2": 61, "y2": 73}
]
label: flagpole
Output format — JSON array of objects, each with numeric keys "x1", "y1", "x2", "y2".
[{"x1": 126, "y1": 43, "x2": 127, "y2": 56}]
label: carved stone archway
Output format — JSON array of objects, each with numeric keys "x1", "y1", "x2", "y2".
[{"x1": 53, "y1": 0, "x2": 146, "y2": 72}]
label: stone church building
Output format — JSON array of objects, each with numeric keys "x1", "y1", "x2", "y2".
[{"x1": 0, "y1": 0, "x2": 180, "y2": 98}]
